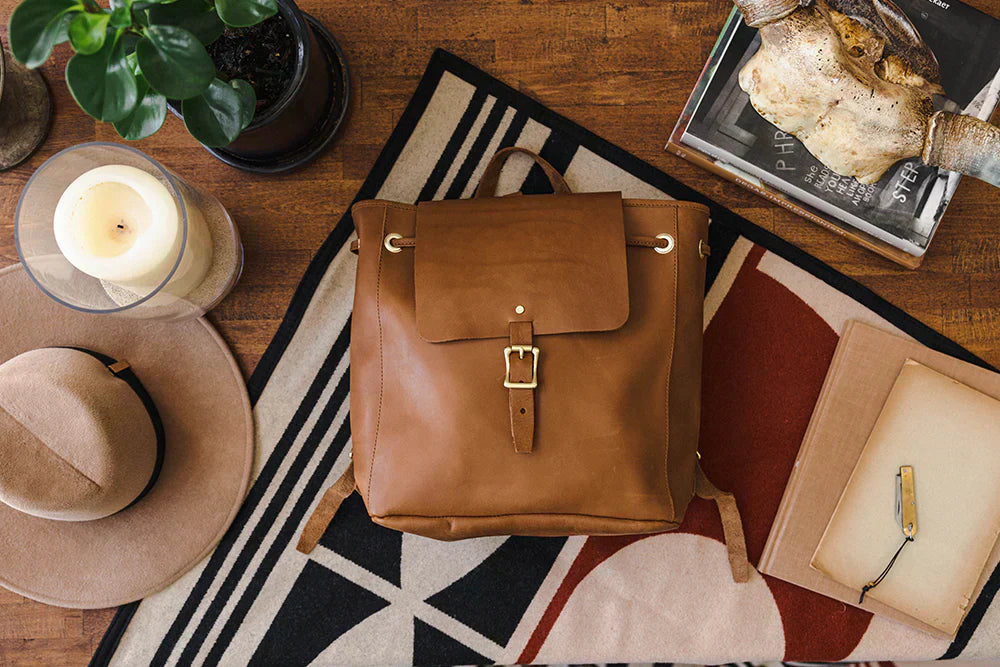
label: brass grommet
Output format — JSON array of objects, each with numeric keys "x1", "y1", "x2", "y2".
[
  {"x1": 699, "y1": 240, "x2": 711, "y2": 258},
  {"x1": 515, "y1": 305, "x2": 525, "y2": 314},
  {"x1": 654, "y1": 233, "x2": 675, "y2": 254},
  {"x1": 383, "y1": 233, "x2": 403, "y2": 253}
]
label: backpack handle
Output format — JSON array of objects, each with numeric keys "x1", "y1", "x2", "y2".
[{"x1": 474, "y1": 146, "x2": 572, "y2": 198}]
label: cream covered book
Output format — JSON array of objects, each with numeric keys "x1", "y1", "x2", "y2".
[{"x1": 811, "y1": 360, "x2": 1000, "y2": 636}]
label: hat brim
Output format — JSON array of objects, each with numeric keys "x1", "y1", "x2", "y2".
[{"x1": 0, "y1": 264, "x2": 253, "y2": 608}]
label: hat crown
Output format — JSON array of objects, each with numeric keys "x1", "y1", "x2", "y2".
[{"x1": 0, "y1": 348, "x2": 158, "y2": 521}]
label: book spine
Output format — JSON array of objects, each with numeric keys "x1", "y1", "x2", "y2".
[{"x1": 665, "y1": 141, "x2": 924, "y2": 270}]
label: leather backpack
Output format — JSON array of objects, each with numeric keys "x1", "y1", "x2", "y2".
[{"x1": 297, "y1": 147, "x2": 749, "y2": 582}]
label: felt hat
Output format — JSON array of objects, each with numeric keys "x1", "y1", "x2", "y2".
[{"x1": 0, "y1": 263, "x2": 253, "y2": 608}]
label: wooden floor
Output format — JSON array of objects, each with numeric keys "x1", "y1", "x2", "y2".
[{"x1": 2, "y1": 0, "x2": 1000, "y2": 663}]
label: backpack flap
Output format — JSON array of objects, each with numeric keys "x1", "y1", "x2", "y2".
[{"x1": 413, "y1": 191, "x2": 629, "y2": 343}]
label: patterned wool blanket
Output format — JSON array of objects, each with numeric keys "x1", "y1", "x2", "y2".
[{"x1": 94, "y1": 50, "x2": 1000, "y2": 666}]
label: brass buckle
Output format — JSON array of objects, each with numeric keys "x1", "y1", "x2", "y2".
[{"x1": 503, "y1": 345, "x2": 539, "y2": 389}]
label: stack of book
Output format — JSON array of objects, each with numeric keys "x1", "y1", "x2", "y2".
[
  {"x1": 761, "y1": 321, "x2": 1000, "y2": 638},
  {"x1": 667, "y1": 0, "x2": 1000, "y2": 267}
]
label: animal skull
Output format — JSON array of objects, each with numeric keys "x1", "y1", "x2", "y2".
[{"x1": 734, "y1": 0, "x2": 1000, "y2": 186}]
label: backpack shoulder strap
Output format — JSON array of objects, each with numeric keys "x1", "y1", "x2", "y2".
[
  {"x1": 297, "y1": 461, "x2": 356, "y2": 554},
  {"x1": 694, "y1": 463, "x2": 751, "y2": 583},
  {"x1": 296, "y1": 459, "x2": 751, "y2": 586}
]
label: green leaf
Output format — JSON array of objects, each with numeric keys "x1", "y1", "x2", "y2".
[
  {"x1": 147, "y1": 0, "x2": 223, "y2": 45},
  {"x1": 230, "y1": 78, "x2": 255, "y2": 129},
  {"x1": 52, "y1": 11, "x2": 74, "y2": 44},
  {"x1": 133, "y1": 0, "x2": 181, "y2": 8},
  {"x1": 67, "y1": 11, "x2": 110, "y2": 54},
  {"x1": 135, "y1": 24, "x2": 214, "y2": 99},
  {"x1": 181, "y1": 77, "x2": 247, "y2": 146},
  {"x1": 9, "y1": 0, "x2": 83, "y2": 67},
  {"x1": 65, "y1": 30, "x2": 138, "y2": 121},
  {"x1": 118, "y1": 31, "x2": 140, "y2": 53},
  {"x1": 109, "y1": 0, "x2": 131, "y2": 9},
  {"x1": 109, "y1": 6, "x2": 130, "y2": 27},
  {"x1": 113, "y1": 70, "x2": 166, "y2": 139},
  {"x1": 215, "y1": 0, "x2": 276, "y2": 28}
]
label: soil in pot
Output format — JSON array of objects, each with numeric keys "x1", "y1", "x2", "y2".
[{"x1": 207, "y1": 15, "x2": 296, "y2": 114}]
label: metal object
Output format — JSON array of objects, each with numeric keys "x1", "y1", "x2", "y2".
[
  {"x1": 503, "y1": 345, "x2": 539, "y2": 389},
  {"x1": 859, "y1": 464, "x2": 918, "y2": 603},
  {"x1": 515, "y1": 305, "x2": 525, "y2": 314},
  {"x1": 383, "y1": 233, "x2": 403, "y2": 253},
  {"x1": 108, "y1": 361, "x2": 132, "y2": 375},
  {"x1": 654, "y1": 233, "x2": 675, "y2": 255},
  {"x1": 896, "y1": 465, "x2": 917, "y2": 539}
]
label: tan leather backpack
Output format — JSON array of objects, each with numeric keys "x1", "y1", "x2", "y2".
[{"x1": 298, "y1": 147, "x2": 749, "y2": 583}]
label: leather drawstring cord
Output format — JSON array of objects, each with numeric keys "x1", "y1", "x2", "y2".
[
  {"x1": 350, "y1": 235, "x2": 681, "y2": 254},
  {"x1": 859, "y1": 535, "x2": 914, "y2": 603}
]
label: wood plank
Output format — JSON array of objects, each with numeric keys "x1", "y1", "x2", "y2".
[{"x1": 0, "y1": 606, "x2": 82, "y2": 641}]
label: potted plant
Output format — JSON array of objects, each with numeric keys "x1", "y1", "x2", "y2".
[{"x1": 8, "y1": 0, "x2": 349, "y2": 172}]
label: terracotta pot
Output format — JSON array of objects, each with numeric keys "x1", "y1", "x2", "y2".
[{"x1": 169, "y1": 0, "x2": 350, "y2": 173}]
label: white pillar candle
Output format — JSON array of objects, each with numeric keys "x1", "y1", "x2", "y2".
[{"x1": 53, "y1": 165, "x2": 212, "y2": 296}]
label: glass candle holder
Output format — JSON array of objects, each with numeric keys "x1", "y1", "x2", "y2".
[{"x1": 15, "y1": 142, "x2": 243, "y2": 320}]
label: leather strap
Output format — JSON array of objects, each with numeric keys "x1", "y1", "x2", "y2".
[
  {"x1": 475, "y1": 147, "x2": 571, "y2": 199},
  {"x1": 507, "y1": 321, "x2": 536, "y2": 454},
  {"x1": 695, "y1": 463, "x2": 750, "y2": 583},
  {"x1": 296, "y1": 461, "x2": 356, "y2": 554}
]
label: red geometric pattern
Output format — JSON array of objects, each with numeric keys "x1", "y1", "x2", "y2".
[{"x1": 520, "y1": 244, "x2": 885, "y2": 663}]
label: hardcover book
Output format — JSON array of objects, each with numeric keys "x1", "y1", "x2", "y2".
[
  {"x1": 759, "y1": 321, "x2": 1000, "y2": 638},
  {"x1": 812, "y1": 360, "x2": 1000, "y2": 637},
  {"x1": 667, "y1": 1, "x2": 1000, "y2": 268}
]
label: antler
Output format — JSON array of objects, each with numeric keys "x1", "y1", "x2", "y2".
[
  {"x1": 924, "y1": 112, "x2": 1000, "y2": 188},
  {"x1": 733, "y1": 0, "x2": 800, "y2": 27}
]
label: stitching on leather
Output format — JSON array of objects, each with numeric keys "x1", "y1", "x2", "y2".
[
  {"x1": 628, "y1": 237, "x2": 671, "y2": 249},
  {"x1": 367, "y1": 206, "x2": 389, "y2": 504},
  {"x1": 624, "y1": 200, "x2": 710, "y2": 213},
  {"x1": 353, "y1": 199, "x2": 709, "y2": 215},
  {"x1": 353, "y1": 200, "x2": 417, "y2": 213},
  {"x1": 663, "y1": 206, "x2": 679, "y2": 521},
  {"x1": 372, "y1": 511, "x2": 680, "y2": 524}
]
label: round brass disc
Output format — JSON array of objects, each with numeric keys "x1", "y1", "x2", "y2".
[{"x1": 0, "y1": 45, "x2": 53, "y2": 172}]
